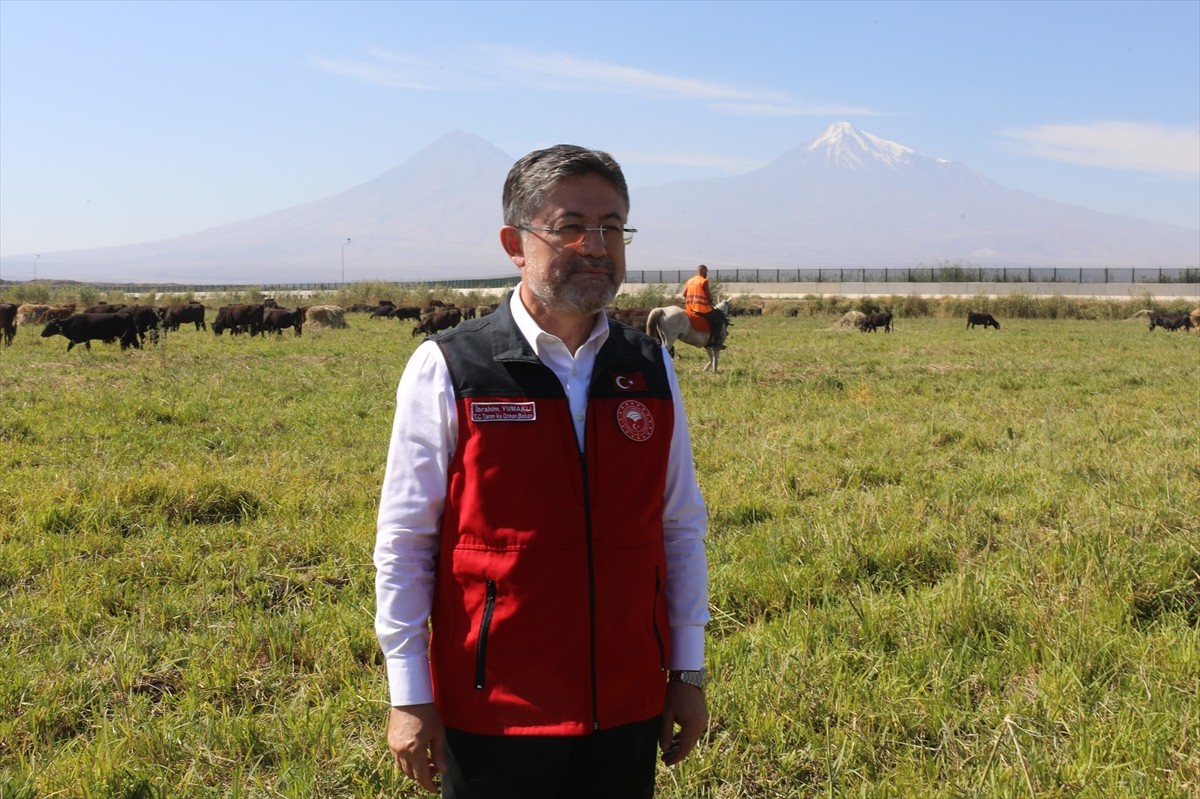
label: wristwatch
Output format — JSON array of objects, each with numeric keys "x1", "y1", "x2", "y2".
[{"x1": 668, "y1": 668, "x2": 707, "y2": 690}]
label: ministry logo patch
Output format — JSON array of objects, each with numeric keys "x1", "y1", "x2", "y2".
[{"x1": 616, "y1": 400, "x2": 654, "y2": 442}]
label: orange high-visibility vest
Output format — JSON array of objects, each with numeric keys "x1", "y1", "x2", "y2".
[{"x1": 683, "y1": 275, "x2": 713, "y2": 314}]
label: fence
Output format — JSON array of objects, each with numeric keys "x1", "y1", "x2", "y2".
[
  {"x1": 628, "y1": 266, "x2": 1199, "y2": 285},
  {"x1": 24, "y1": 266, "x2": 1200, "y2": 295}
]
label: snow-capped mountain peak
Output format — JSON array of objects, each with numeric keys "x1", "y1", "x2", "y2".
[{"x1": 806, "y1": 121, "x2": 916, "y2": 170}]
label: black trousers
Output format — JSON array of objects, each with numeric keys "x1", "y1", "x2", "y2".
[{"x1": 441, "y1": 716, "x2": 660, "y2": 799}]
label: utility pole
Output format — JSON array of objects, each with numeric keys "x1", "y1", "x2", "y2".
[{"x1": 341, "y1": 238, "x2": 351, "y2": 284}]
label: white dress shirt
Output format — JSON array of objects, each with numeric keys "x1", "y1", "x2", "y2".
[{"x1": 374, "y1": 287, "x2": 709, "y2": 707}]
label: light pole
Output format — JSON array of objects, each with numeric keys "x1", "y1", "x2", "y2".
[
  {"x1": 34, "y1": 253, "x2": 40, "y2": 281},
  {"x1": 341, "y1": 238, "x2": 351, "y2": 284}
]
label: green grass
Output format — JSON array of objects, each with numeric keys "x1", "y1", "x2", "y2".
[{"x1": 1, "y1": 309, "x2": 1197, "y2": 797}]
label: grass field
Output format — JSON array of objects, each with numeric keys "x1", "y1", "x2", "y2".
[{"x1": 1, "y1": 299, "x2": 1197, "y2": 797}]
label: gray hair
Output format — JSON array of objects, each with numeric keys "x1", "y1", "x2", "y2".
[{"x1": 502, "y1": 144, "x2": 630, "y2": 226}]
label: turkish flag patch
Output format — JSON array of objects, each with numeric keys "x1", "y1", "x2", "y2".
[{"x1": 610, "y1": 372, "x2": 647, "y2": 392}]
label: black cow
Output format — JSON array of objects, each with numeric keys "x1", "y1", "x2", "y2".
[
  {"x1": 370, "y1": 305, "x2": 396, "y2": 319},
  {"x1": 412, "y1": 308, "x2": 463, "y2": 337},
  {"x1": 859, "y1": 311, "x2": 893, "y2": 333},
  {"x1": 40, "y1": 313, "x2": 140, "y2": 351},
  {"x1": 117, "y1": 305, "x2": 162, "y2": 345},
  {"x1": 163, "y1": 302, "x2": 207, "y2": 331},
  {"x1": 212, "y1": 304, "x2": 265, "y2": 336},
  {"x1": 967, "y1": 312, "x2": 1000, "y2": 330},
  {"x1": 391, "y1": 305, "x2": 421, "y2": 322},
  {"x1": 82, "y1": 302, "x2": 127, "y2": 314},
  {"x1": 0, "y1": 303, "x2": 17, "y2": 347},
  {"x1": 1148, "y1": 313, "x2": 1193, "y2": 332},
  {"x1": 263, "y1": 307, "x2": 307, "y2": 336}
]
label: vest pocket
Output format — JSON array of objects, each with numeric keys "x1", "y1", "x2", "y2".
[{"x1": 474, "y1": 579, "x2": 497, "y2": 690}]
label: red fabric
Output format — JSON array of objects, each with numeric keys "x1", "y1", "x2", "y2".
[{"x1": 429, "y1": 368, "x2": 676, "y2": 735}]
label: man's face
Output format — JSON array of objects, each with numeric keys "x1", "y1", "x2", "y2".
[{"x1": 504, "y1": 173, "x2": 628, "y2": 315}]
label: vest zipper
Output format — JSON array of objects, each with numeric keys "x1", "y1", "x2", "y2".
[
  {"x1": 653, "y1": 566, "x2": 666, "y2": 671},
  {"x1": 579, "y1": 447, "x2": 600, "y2": 730},
  {"x1": 474, "y1": 579, "x2": 497, "y2": 690}
]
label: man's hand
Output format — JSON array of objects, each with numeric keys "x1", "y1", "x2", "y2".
[
  {"x1": 659, "y1": 680, "x2": 709, "y2": 766},
  {"x1": 387, "y1": 703, "x2": 447, "y2": 792}
]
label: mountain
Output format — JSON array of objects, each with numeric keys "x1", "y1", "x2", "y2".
[
  {"x1": 1, "y1": 131, "x2": 516, "y2": 285},
  {"x1": 2, "y1": 124, "x2": 1196, "y2": 284},
  {"x1": 631, "y1": 121, "x2": 1199, "y2": 270}
]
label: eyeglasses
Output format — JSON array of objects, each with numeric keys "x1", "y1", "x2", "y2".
[{"x1": 517, "y1": 224, "x2": 637, "y2": 246}]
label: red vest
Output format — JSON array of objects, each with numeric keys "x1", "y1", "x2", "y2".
[{"x1": 430, "y1": 302, "x2": 676, "y2": 735}]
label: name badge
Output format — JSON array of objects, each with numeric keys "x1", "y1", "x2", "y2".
[{"x1": 470, "y1": 401, "x2": 537, "y2": 423}]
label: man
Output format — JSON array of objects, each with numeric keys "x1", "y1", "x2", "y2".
[
  {"x1": 375, "y1": 144, "x2": 710, "y2": 797},
  {"x1": 682, "y1": 264, "x2": 728, "y2": 349}
]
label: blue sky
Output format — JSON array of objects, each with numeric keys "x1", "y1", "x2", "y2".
[{"x1": 1, "y1": 0, "x2": 1197, "y2": 272}]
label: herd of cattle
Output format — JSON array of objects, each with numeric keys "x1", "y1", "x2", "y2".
[
  {"x1": 0, "y1": 297, "x2": 1196, "y2": 353},
  {"x1": 0, "y1": 297, "x2": 502, "y2": 352}
]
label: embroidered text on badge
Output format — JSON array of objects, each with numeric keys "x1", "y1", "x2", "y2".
[
  {"x1": 616, "y1": 400, "x2": 654, "y2": 442},
  {"x1": 471, "y1": 401, "x2": 537, "y2": 423}
]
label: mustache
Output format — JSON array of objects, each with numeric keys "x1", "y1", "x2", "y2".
[{"x1": 566, "y1": 256, "x2": 616, "y2": 274}]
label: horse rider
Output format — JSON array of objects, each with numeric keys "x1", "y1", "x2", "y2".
[{"x1": 683, "y1": 264, "x2": 728, "y2": 349}]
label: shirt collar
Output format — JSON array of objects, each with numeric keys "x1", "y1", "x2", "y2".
[{"x1": 509, "y1": 282, "x2": 610, "y2": 358}]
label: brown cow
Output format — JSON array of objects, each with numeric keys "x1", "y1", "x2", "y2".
[{"x1": 412, "y1": 308, "x2": 462, "y2": 337}]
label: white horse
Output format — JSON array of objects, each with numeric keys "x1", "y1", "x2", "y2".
[{"x1": 646, "y1": 300, "x2": 730, "y2": 373}]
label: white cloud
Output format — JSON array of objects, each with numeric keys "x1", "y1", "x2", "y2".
[
  {"x1": 310, "y1": 55, "x2": 436, "y2": 91},
  {"x1": 714, "y1": 101, "x2": 880, "y2": 117},
  {"x1": 314, "y1": 45, "x2": 877, "y2": 118},
  {"x1": 616, "y1": 149, "x2": 767, "y2": 173},
  {"x1": 481, "y1": 47, "x2": 775, "y2": 101},
  {"x1": 1001, "y1": 121, "x2": 1200, "y2": 178}
]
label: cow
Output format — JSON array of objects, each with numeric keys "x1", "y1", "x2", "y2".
[
  {"x1": 212, "y1": 303, "x2": 265, "y2": 336},
  {"x1": 0, "y1": 302, "x2": 17, "y2": 347},
  {"x1": 115, "y1": 304, "x2": 162, "y2": 345},
  {"x1": 370, "y1": 305, "x2": 396, "y2": 319},
  {"x1": 162, "y1": 302, "x2": 207, "y2": 331},
  {"x1": 412, "y1": 308, "x2": 462, "y2": 337},
  {"x1": 967, "y1": 312, "x2": 1000, "y2": 330},
  {"x1": 391, "y1": 305, "x2": 421, "y2": 322},
  {"x1": 15, "y1": 303, "x2": 75, "y2": 327},
  {"x1": 727, "y1": 303, "x2": 763, "y2": 317},
  {"x1": 40, "y1": 313, "x2": 140, "y2": 351},
  {"x1": 1148, "y1": 313, "x2": 1193, "y2": 332},
  {"x1": 263, "y1": 306, "x2": 307, "y2": 336},
  {"x1": 82, "y1": 302, "x2": 127, "y2": 314},
  {"x1": 859, "y1": 311, "x2": 893, "y2": 333}
]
